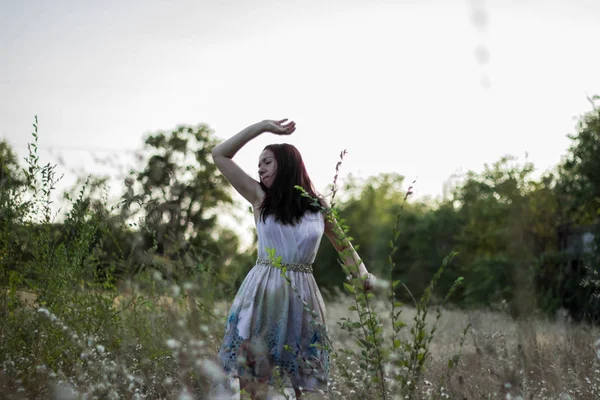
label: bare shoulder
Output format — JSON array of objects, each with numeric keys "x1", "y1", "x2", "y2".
[
  {"x1": 315, "y1": 192, "x2": 331, "y2": 209},
  {"x1": 316, "y1": 194, "x2": 340, "y2": 238},
  {"x1": 315, "y1": 193, "x2": 334, "y2": 227}
]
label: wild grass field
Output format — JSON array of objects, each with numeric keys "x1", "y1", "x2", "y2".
[{"x1": 1, "y1": 284, "x2": 599, "y2": 399}]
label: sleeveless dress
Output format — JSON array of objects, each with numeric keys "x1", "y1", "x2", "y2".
[{"x1": 218, "y1": 210, "x2": 330, "y2": 390}]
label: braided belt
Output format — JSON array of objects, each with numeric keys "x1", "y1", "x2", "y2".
[{"x1": 256, "y1": 257, "x2": 313, "y2": 274}]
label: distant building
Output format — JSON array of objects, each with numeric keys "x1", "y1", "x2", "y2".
[
  {"x1": 558, "y1": 223, "x2": 596, "y2": 259},
  {"x1": 556, "y1": 222, "x2": 599, "y2": 322}
]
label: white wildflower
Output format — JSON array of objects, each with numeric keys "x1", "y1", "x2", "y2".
[
  {"x1": 200, "y1": 359, "x2": 227, "y2": 382},
  {"x1": 52, "y1": 382, "x2": 79, "y2": 400},
  {"x1": 178, "y1": 388, "x2": 194, "y2": 400}
]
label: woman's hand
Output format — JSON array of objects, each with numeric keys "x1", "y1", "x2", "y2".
[
  {"x1": 261, "y1": 119, "x2": 296, "y2": 135},
  {"x1": 360, "y1": 272, "x2": 376, "y2": 292}
]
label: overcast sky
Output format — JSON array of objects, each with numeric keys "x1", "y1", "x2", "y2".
[{"x1": 2, "y1": 0, "x2": 600, "y2": 241}]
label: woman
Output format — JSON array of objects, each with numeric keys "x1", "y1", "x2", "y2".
[{"x1": 212, "y1": 119, "x2": 374, "y2": 399}]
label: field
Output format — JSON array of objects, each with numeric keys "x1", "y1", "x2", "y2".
[{"x1": 2, "y1": 285, "x2": 599, "y2": 400}]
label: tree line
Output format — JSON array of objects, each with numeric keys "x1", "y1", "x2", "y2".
[{"x1": 1, "y1": 98, "x2": 599, "y2": 321}]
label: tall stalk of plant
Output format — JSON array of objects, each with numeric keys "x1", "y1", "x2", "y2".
[
  {"x1": 387, "y1": 180, "x2": 414, "y2": 390},
  {"x1": 324, "y1": 150, "x2": 389, "y2": 395},
  {"x1": 20, "y1": 118, "x2": 107, "y2": 310},
  {"x1": 22, "y1": 117, "x2": 62, "y2": 299},
  {"x1": 295, "y1": 166, "x2": 386, "y2": 396}
]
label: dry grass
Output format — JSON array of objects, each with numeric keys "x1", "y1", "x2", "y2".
[
  {"x1": 324, "y1": 296, "x2": 600, "y2": 399},
  {"x1": 2, "y1": 288, "x2": 598, "y2": 399}
]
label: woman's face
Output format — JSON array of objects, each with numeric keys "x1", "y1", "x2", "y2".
[{"x1": 258, "y1": 149, "x2": 277, "y2": 188}]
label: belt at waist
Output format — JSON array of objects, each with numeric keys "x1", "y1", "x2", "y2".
[{"x1": 256, "y1": 257, "x2": 313, "y2": 274}]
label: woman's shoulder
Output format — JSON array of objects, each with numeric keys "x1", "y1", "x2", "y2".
[
  {"x1": 314, "y1": 192, "x2": 331, "y2": 210},
  {"x1": 303, "y1": 209, "x2": 323, "y2": 220}
]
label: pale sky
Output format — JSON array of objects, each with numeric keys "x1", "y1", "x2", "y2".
[{"x1": 2, "y1": 0, "x2": 600, "y2": 242}]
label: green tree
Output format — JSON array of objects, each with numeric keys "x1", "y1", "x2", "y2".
[
  {"x1": 0, "y1": 140, "x2": 30, "y2": 282},
  {"x1": 553, "y1": 96, "x2": 600, "y2": 320},
  {"x1": 121, "y1": 123, "x2": 240, "y2": 280},
  {"x1": 558, "y1": 95, "x2": 600, "y2": 224},
  {"x1": 450, "y1": 155, "x2": 537, "y2": 309},
  {"x1": 313, "y1": 173, "x2": 451, "y2": 299},
  {"x1": 0, "y1": 140, "x2": 24, "y2": 188}
]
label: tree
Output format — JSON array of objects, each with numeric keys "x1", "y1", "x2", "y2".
[
  {"x1": 558, "y1": 95, "x2": 600, "y2": 224},
  {"x1": 313, "y1": 173, "x2": 437, "y2": 297},
  {"x1": 553, "y1": 96, "x2": 600, "y2": 320},
  {"x1": 0, "y1": 140, "x2": 24, "y2": 188},
  {"x1": 0, "y1": 140, "x2": 29, "y2": 282},
  {"x1": 449, "y1": 155, "x2": 537, "y2": 309},
  {"x1": 120, "y1": 123, "x2": 237, "y2": 278}
]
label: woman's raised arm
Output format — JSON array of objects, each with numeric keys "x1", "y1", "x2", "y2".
[{"x1": 211, "y1": 119, "x2": 295, "y2": 206}]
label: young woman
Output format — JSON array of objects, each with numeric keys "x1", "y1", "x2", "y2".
[{"x1": 212, "y1": 119, "x2": 374, "y2": 399}]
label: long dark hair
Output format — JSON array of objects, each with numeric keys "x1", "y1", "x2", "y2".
[{"x1": 259, "y1": 143, "x2": 321, "y2": 225}]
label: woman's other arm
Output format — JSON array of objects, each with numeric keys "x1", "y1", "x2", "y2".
[{"x1": 319, "y1": 197, "x2": 374, "y2": 289}]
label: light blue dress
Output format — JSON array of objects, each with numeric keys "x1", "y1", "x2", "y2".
[{"x1": 219, "y1": 210, "x2": 330, "y2": 390}]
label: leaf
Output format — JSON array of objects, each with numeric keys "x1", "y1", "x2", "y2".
[{"x1": 343, "y1": 283, "x2": 355, "y2": 294}]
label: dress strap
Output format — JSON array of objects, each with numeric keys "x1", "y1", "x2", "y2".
[{"x1": 256, "y1": 257, "x2": 313, "y2": 274}]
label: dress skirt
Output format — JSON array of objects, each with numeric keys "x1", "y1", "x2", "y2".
[{"x1": 218, "y1": 263, "x2": 329, "y2": 390}]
